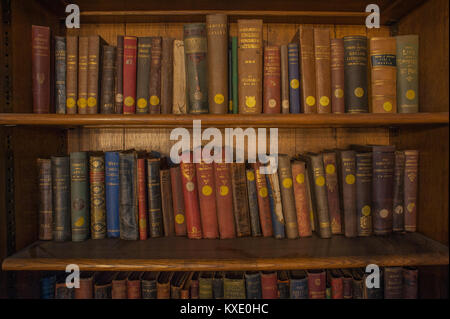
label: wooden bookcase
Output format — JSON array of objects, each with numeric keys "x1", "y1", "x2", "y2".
[{"x1": 0, "y1": 0, "x2": 448, "y2": 298}]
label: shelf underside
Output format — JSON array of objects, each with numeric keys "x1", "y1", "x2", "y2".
[{"x1": 2, "y1": 233, "x2": 448, "y2": 271}]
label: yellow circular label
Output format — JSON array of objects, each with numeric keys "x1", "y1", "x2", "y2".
[
  {"x1": 320, "y1": 96, "x2": 330, "y2": 107},
  {"x1": 268, "y1": 99, "x2": 277, "y2": 108},
  {"x1": 383, "y1": 101, "x2": 393, "y2": 112},
  {"x1": 406, "y1": 90, "x2": 416, "y2": 100},
  {"x1": 315, "y1": 176, "x2": 325, "y2": 187},
  {"x1": 326, "y1": 164, "x2": 335, "y2": 175},
  {"x1": 259, "y1": 187, "x2": 268, "y2": 198},
  {"x1": 282, "y1": 99, "x2": 289, "y2": 110},
  {"x1": 362, "y1": 205, "x2": 371, "y2": 216},
  {"x1": 246, "y1": 171, "x2": 255, "y2": 181},
  {"x1": 115, "y1": 94, "x2": 123, "y2": 103},
  {"x1": 74, "y1": 217, "x2": 85, "y2": 227},
  {"x1": 407, "y1": 202, "x2": 415, "y2": 212},
  {"x1": 67, "y1": 98, "x2": 76, "y2": 108},
  {"x1": 175, "y1": 213, "x2": 185, "y2": 224},
  {"x1": 220, "y1": 185, "x2": 229, "y2": 196},
  {"x1": 282, "y1": 178, "x2": 293, "y2": 188},
  {"x1": 202, "y1": 185, "x2": 213, "y2": 196},
  {"x1": 77, "y1": 98, "x2": 87, "y2": 108},
  {"x1": 137, "y1": 98, "x2": 147, "y2": 109},
  {"x1": 345, "y1": 174, "x2": 355, "y2": 185},
  {"x1": 296, "y1": 173, "x2": 304, "y2": 184},
  {"x1": 124, "y1": 96, "x2": 135, "y2": 107},
  {"x1": 245, "y1": 96, "x2": 256, "y2": 108},
  {"x1": 87, "y1": 97, "x2": 97, "y2": 107},
  {"x1": 335, "y1": 88, "x2": 344, "y2": 98},
  {"x1": 150, "y1": 95, "x2": 160, "y2": 106},
  {"x1": 394, "y1": 205, "x2": 403, "y2": 215},
  {"x1": 186, "y1": 181, "x2": 195, "y2": 192},
  {"x1": 379, "y1": 209, "x2": 389, "y2": 218},
  {"x1": 306, "y1": 96, "x2": 316, "y2": 106},
  {"x1": 214, "y1": 94, "x2": 224, "y2": 105},
  {"x1": 354, "y1": 87, "x2": 364, "y2": 98},
  {"x1": 290, "y1": 79, "x2": 299, "y2": 89}
]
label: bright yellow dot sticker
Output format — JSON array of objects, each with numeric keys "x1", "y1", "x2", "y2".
[
  {"x1": 220, "y1": 185, "x2": 229, "y2": 196},
  {"x1": 87, "y1": 97, "x2": 97, "y2": 107},
  {"x1": 362, "y1": 205, "x2": 371, "y2": 216},
  {"x1": 346, "y1": 174, "x2": 355, "y2": 185},
  {"x1": 259, "y1": 187, "x2": 268, "y2": 198},
  {"x1": 202, "y1": 185, "x2": 213, "y2": 196},
  {"x1": 326, "y1": 164, "x2": 335, "y2": 175},
  {"x1": 282, "y1": 178, "x2": 293, "y2": 189},
  {"x1": 186, "y1": 181, "x2": 195, "y2": 192},
  {"x1": 406, "y1": 90, "x2": 416, "y2": 100},
  {"x1": 150, "y1": 95, "x2": 160, "y2": 106},
  {"x1": 124, "y1": 96, "x2": 134, "y2": 107},
  {"x1": 354, "y1": 87, "x2": 364, "y2": 98},
  {"x1": 245, "y1": 96, "x2": 256, "y2": 108},
  {"x1": 77, "y1": 98, "x2": 87, "y2": 108},
  {"x1": 306, "y1": 96, "x2": 316, "y2": 106},
  {"x1": 246, "y1": 171, "x2": 255, "y2": 181},
  {"x1": 74, "y1": 217, "x2": 85, "y2": 227},
  {"x1": 335, "y1": 88, "x2": 344, "y2": 98},
  {"x1": 175, "y1": 214, "x2": 185, "y2": 224},
  {"x1": 383, "y1": 101, "x2": 393, "y2": 112},
  {"x1": 296, "y1": 173, "x2": 304, "y2": 184},
  {"x1": 407, "y1": 202, "x2": 415, "y2": 212},
  {"x1": 320, "y1": 96, "x2": 330, "y2": 107},
  {"x1": 214, "y1": 94, "x2": 224, "y2": 105},
  {"x1": 268, "y1": 99, "x2": 277, "y2": 108},
  {"x1": 137, "y1": 98, "x2": 147, "y2": 109},
  {"x1": 290, "y1": 79, "x2": 299, "y2": 89},
  {"x1": 67, "y1": 98, "x2": 76, "y2": 108},
  {"x1": 315, "y1": 176, "x2": 325, "y2": 187}
]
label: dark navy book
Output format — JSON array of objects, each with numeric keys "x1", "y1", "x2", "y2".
[
  {"x1": 245, "y1": 271, "x2": 262, "y2": 299},
  {"x1": 105, "y1": 151, "x2": 120, "y2": 238},
  {"x1": 288, "y1": 43, "x2": 300, "y2": 113}
]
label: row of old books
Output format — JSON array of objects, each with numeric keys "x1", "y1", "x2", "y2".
[
  {"x1": 40, "y1": 267, "x2": 419, "y2": 299},
  {"x1": 31, "y1": 18, "x2": 419, "y2": 115},
  {"x1": 37, "y1": 146, "x2": 418, "y2": 241}
]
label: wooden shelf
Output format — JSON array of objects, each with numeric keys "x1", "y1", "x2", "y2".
[
  {"x1": 2, "y1": 233, "x2": 448, "y2": 271},
  {"x1": 0, "y1": 113, "x2": 447, "y2": 128}
]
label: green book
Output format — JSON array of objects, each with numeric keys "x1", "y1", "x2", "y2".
[
  {"x1": 231, "y1": 36, "x2": 238, "y2": 114},
  {"x1": 70, "y1": 152, "x2": 89, "y2": 242}
]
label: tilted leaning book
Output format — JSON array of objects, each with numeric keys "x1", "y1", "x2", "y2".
[{"x1": 119, "y1": 151, "x2": 139, "y2": 240}]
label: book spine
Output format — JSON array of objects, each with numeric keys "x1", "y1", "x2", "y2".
[
  {"x1": 136, "y1": 37, "x2": 151, "y2": 114},
  {"x1": 323, "y1": 152, "x2": 342, "y2": 235},
  {"x1": 356, "y1": 152, "x2": 373, "y2": 236},
  {"x1": 38, "y1": 159, "x2": 53, "y2": 240},
  {"x1": 161, "y1": 37, "x2": 174, "y2": 114},
  {"x1": 119, "y1": 152, "x2": 139, "y2": 240},
  {"x1": 307, "y1": 270, "x2": 326, "y2": 299},
  {"x1": 180, "y1": 159, "x2": 203, "y2": 239},
  {"x1": 207, "y1": 14, "x2": 228, "y2": 114},
  {"x1": 51, "y1": 156, "x2": 71, "y2": 241},
  {"x1": 213, "y1": 162, "x2": 236, "y2": 238},
  {"x1": 141, "y1": 279, "x2": 157, "y2": 299},
  {"x1": 277, "y1": 275, "x2": 290, "y2": 299},
  {"x1": 287, "y1": 43, "x2": 300, "y2": 114},
  {"x1": 111, "y1": 279, "x2": 127, "y2": 299},
  {"x1": 253, "y1": 162, "x2": 273, "y2": 237},
  {"x1": 123, "y1": 36, "x2": 137, "y2": 114},
  {"x1": 370, "y1": 37, "x2": 397, "y2": 113},
  {"x1": 199, "y1": 277, "x2": 213, "y2": 299},
  {"x1": 160, "y1": 169, "x2": 175, "y2": 236},
  {"x1": 224, "y1": 277, "x2": 246, "y2": 299},
  {"x1": 184, "y1": 24, "x2": 209, "y2": 114},
  {"x1": 246, "y1": 168, "x2": 262, "y2": 236},
  {"x1": 89, "y1": 155, "x2": 106, "y2": 239},
  {"x1": 384, "y1": 267, "x2": 403, "y2": 299},
  {"x1": 299, "y1": 25, "x2": 316, "y2": 113},
  {"x1": 266, "y1": 172, "x2": 286, "y2": 239},
  {"x1": 137, "y1": 158, "x2": 148, "y2": 240},
  {"x1": 115, "y1": 35, "x2": 124, "y2": 113},
  {"x1": 87, "y1": 36, "x2": 102, "y2": 114},
  {"x1": 55, "y1": 282, "x2": 74, "y2": 299},
  {"x1": 157, "y1": 282, "x2": 170, "y2": 299},
  {"x1": 278, "y1": 155, "x2": 299, "y2": 239},
  {"x1": 263, "y1": 46, "x2": 281, "y2": 114},
  {"x1": 231, "y1": 36, "x2": 239, "y2": 114},
  {"x1": 196, "y1": 161, "x2": 219, "y2": 238},
  {"x1": 404, "y1": 150, "x2": 418, "y2": 232},
  {"x1": 290, "y1": 278, "x2": 308, "y2": 299},
  {"x1": 100, "y1": 46, "x2": 116, "y2": 114},
  {"x1": 396, "y1": 35, "x2": 419, "y2": 113},
  {"x1": 238, "y1": 19, "x2": 263, "y2": 114},
  {"x1": 190, "y1": 278, "x2": 199, "y2": 299},
  {"x1": 228, "y1": 41, "x2": 233, "y2": 113},
  {"x1": 245, "y1": 272, "x2": 262, "y2": 299},
  {"x1": 55, "y1": 36, "x2": 66, "y2": 114},
  {"x1": 172, "y1": 40, "x2": 187, "y2": 114},
  {"x1": 314, "y1": 28, "x2": 332, "y2": 113},
  {"x1": 40, "y1": 275, "x2": 56, "y2": 299},
  {"x1": 127, "y1": 279, "x2": 141, "y2": 299},
  {"x1": 340, "y1": 150, "x2": 357, "y2": 237},
  {"x1": 280, "y1": 45, "x2": 290, "y2": 114},
  {"x1": 261, "y1": 272, "x2": 278, "y2": 299},
  {"x1": 105, "y1": 152, "x2": 120, "y2": 238},
  {"x1": 32, "y1": 26, "x2": 50, "y2": 113},
  {"x1": 393, "y1": 151, "x2": 405, "y2": 232},
  {"x1": 291, "y1": 161, "x2": 312, "y2": 237},
  {"x1": 170, "y1": 166, "x2": 187, "y2": 236},
  {"x1": 70, "y1": 152, "x2": 89, "y2": 242},
  {"x1": 147, "y1": 159, "x2": 163, "y2": 237},
  {"x1": 66, "y1": 36, "x2": 78, "y2": 114},
  {"x1": 331, "y1": 38, "x2": 345, "y2": 113},
  {"x1": 403, "y1": 267, "x2": 418, "y2": 299},
  {"x1": 343, "y1": 276, "x2": 353, "y2": 299},
  {"x1": 344, "y1": 36, "x2": 368, "y2": 113},
  {"x1": 213, "y1": 274, "x2": 224, "y2": 299},
  {"x1": 231, "y1": 163, "x2": 251, "y2": 237},
  {"x1": 75, "y1": 275, "x2": 94, "y2": 299},
  {"x1": 77, "y1": 36, "x2": 89, "y2": 114},
  {"x1": 305, "y1": 171, "x2": 316, "y2": 232},
  {"x1": 331, "y1": 276, "x2": 344, "y2": 299},
  {"x1": 149, "y1": 37, "x2": 162, "y2": 114}
]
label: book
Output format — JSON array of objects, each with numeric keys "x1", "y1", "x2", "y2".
[
  {"x1": 137, "y1": 156, "x2": 148, "y2": 240},
  {"x1": 342, "y1": 269, "x2": 353, "y2": 299},
  {"x1": 94, "y1": 272, "x2": 113, "y2": 299},
  {"x1": 196, "y1": 160, "x2": 219, "y2": 238},
  {"x1": 199, "y1": 272, "x2": 214, "y2": 299},
  {"x1": 171, "y1": 272, "x2": 189, "y2": 299},
  {"x1": 170, "y1": 166, "x2": 187, "y2": 236},
  {"x1": 66, "y1": 35, "x2": 78, "y2": 114},
  {"x1": 228, "y1": 42, "x2": 232, "y2": 113},
  {"x1": 263, "y1": 46, "x2": 281, "y2": 114},
  {"x1": 231, "y1": 36, "x2": 239, "y2": 114},
  {"x1": 207, "y1": 14, "x2": 228, "y2": 114},
  {"x1": 364, "y1": 270, "x2": 383, "y2": 299},
  {"x1": 224, "y1": 272, "x2": 246, "y2": 299},
  {"x1": 141, "y1": 272, "x2": 157, "y2": 299},
  {"x1": 370, "y1": 37, "x2": 397, "y2": 113},
  {"x1": 75, "y1": 272, "x2": 94, "y2": 299},
  {"x1": 328, "y1": 269, "x2": 344, "y2": 299},
  {"x1": 147, "y1": 158, "x2": 163, "y2": 238},
  {"x1": 161, "y1": 37, "x2": 174, "y2": 114},
  {"x1": 261, "y1": 271, "x2": 278, "y2": 299},
  {"x1": 344, "y1": 36, "x2": 368, "y2": 113},
  {"x1": 54, "y1": 36, "x2": 66, "y2": 114},
  {"x1": 245, "y1": 271, "x2": 262, "y2": 299},
  {"x1": 51, "y1": 156, "x2": 71, "y2": 242},
  {"x1": 289, "y1": 270, "x2": 308, "y2": 299},
  {"x1": 331, "y1": 38, "x2": 345, "y2": 113},
  {"x1": 355, "y1": 152, "x2": 373, "y2": 236},
  {"x1": 40, "y1": 275, "x2": 56, "y2": 299},
  {"x1": 299, "y1": 25, "x2": 317, "y2": 113},
  {"x1": 160, "y1": 167, "x2": 175, "y2": 237},
  {"x1": 337, "y1": 150, "x2": 357, "y2": 238},
  {"x1": 119, "y1": 151, "x2": 139, "y2": 240},
  {"x1": 190, "y1": 272, "x2": 200, "y2": 299},
  {"x1": 322, "y1": 151, "x2": 342, "y2": 235},
  {"x1": 288, "y1": 43, "x2": 300, "y2": 114},
  {"x1": 238, "y1": 19, "x2": 263, "y2": 114},
  {"x1": 245, "y1": 167, "x2": 262, "y2": 236},
  {"x1": 89, "y1": 153, "x2": 106, "y2": 239},
  {"x1": 136, "y1": 37, "x2": 152, "y2": 114},
  {"x1": 307, "y1": 269, "x2": 326, "y2": 299},
  {"x1": 404, "y1": 150, "x2": 418, "y2": 232},
  {"x1": 291, "y1": 160, "x2": 313, "y2": 237},
  {"x1": 55, "y1": 275, "x2": 74, "y2": 299},
  {"x1": 314, "y1": 28, "x2": 332, "y2": 113},
  {"x1": 384, "y1": 267, "x2": 403, "y2": 299},
  {"x1": 266, "y1": 170, "x2": 286, "y2": 239},
  {"x1": 70, "y1": 152, "x2": 89, "y2": 242},
  {"x1": 32, "y1": 26, "x2": 50, "y2": 114},
  {"x1": 172, "y1": 40, "x2": 187, "y2": 114},
  {"x1": 351, "y1": 268, "x2": 364, "y2": 299},
  {"x1": 87, "y1": 35, "x2": 106, "y2": 114},
  {"x1": 213, "y1": 160, "x2": 236, "y2": 239},
  {"x1": 212, "y1": 272, "x2": 224, "y2": 299},
  {"x1": 111, "y1": 272, "x2": 128, "y2": 299},
  {"x1": 149, "y1": 37, "x2": 162, "y2": 114},
  {"x1": 38, "y1": 158, "x2": 52, "y2": 240},
  {"x1": 157, "y1": 272, "x2": 173, "y2": 299},
  {"x1": 305, "y1": 166, "x2": 316, "y2": 232},
  {"x1": 123, "y1": 36, "x2": 137, "y2": 114},
  {"x1": 100, "y1": 45, "x2": 116, "y2": 114},
  {"x1": 77, "y1": 36, "x2": 89, "y2": 114},
  {"x1": 277, "y1": 271, "x2": 290, "y2": 299},
  {"x1": 231, "y1": 163, "x2": 251, "y2": 237},
  {"x1": 127, "y1": 272, "x2": 142, "y2": 299},
  {"x1": 403, "y1": 267, "x2": 418, "y2": 299},
  {"x1": 393, "y1": 151, "x2": 405, "y2": 232},
  {"x1": 105, "y1": 152, "x2": 120, "y2": 238},
  {"x1": 280, "y1": 45, "x2": 289, "y2": 114},
  {"x1": 253, "y1": 162, "x2": 273, "y2": 237},
  {"x1": 115, "y1": 35, "x2": 124, "y2": 113},
  {"x1": 396, "y1": 35, "x2": 419, "y2": 113},
  {"x1": 184, "y1": 24, "x2": 208, "y2": 114}
]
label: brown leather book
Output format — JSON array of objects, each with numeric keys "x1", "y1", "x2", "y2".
[
  {"x1": 238, "y1": 19, "x2": 263, "y2": 113},
  {"x1": 161, "y1": 37, "x2": 174, "y2": 114},
  {"x1": 74, "y1": 272, "x2": 94, "y2": 299},
  {"x1": 393, "y1": 151, "x2": 405, "y2": 232},
  {"x1": 149, "y1": 37, "x2": 162, "y2": 114},
  {"x1": 280, "y1": 45, "x2": 290, "y2": 113},
  {"x1": 370, "y1": 37, "x2": 397, "y2": 113},
  {"x1": 157, "y1": 272, "x2": 173, "y2": 299},
  {"x1": 115, "y1": 35, "x2": 124, "y2": 113},
  {"x1": 342, "y1": 269, "x2": 353, "y2": 299},
  {"x1": 277, "y1": 155, "x2": 299, "y2": 239},
  {"x1": 404, "y1": 150, "x2": 418, "y2": 232},
  {"x1": 328, "y1": 269, "x2": 344, "y2": 299},
  {"x1": 307, "y1": 269, "x2": 326, "y2": 299},
  {"x1": 196, "y1": 160, "x2": 219, "y2": 238},
  {"x1": 231, "y1": 163, "x2": 251, "y2": 237},
  {"x1": 207, "y1": 14, "x2": 228, "y2": 114},
  {"x1": 160, "y1": 167, "x2": 175, "y2": 237},
  {"x1": 253, "y1": 162, "x2": 273, "y2": 237},
  {"x1": 355, "y1": 152, "x2": 373, "y2": 236},
  {"x1": 77, "y1": 36, "x2": 89, "y2": 114},
  {"x1": 263, "y1": 46, "x2": 281, "y2": 114},
  {"x1": 180, "y1": 272, "x2": 195, "y2": 299},
  {"x1": 94, "y1": 272, "x2": 113, "y2": 299},
  {"x1": 291, "y1": 160, "x2": 312, "y2": 237},
  {"x1": 337, "y1": 150, "x2": 357, "y2": 238},
  {"x1": 299, "y1": 25, "x2": 317, "y2": 113},
  {"x1": 384, "y1": 267, "x2": 403, "y2": 299},
  {"x1": 173, "y1": 40, "x2": 187, "y2": 114},
  {"x1": 100, "y1": 45, "x2": 116, "y2": 114},
  {"x1": 127, "y1": 272, "x2": 142, "y2": 299},
  {"x1": 314, "y1": 28, "x2": 332, "y2": 113},
  {"x1": 37, "y1": 158, "x2": 52, "y2": 240},
  {"x1": 213, "y1": 161, "x2": 236, "y2": 239},
  {"x1": 170, "y1": 166, "x2": 187, "y2": 236},
  {"x1": 323, "y1": 151, "x2": 342, "y2": 235},
  {"x1": 171, "y1": 272, "x2": 189, "y2": 299},
  {"x1": 87, "y1": 35, "x2": 106, "y2": 114},
  {"x1": 32, "y1": 26, "x2": 51, "y2": 113},
  {"x1": 190, "y1": 272, "x2": 200, "y2": 299},
  {"x1": 66, "y1": 35, "x2": 78, "y2": 114},
  {"x1": 403, "y1": 267, "x2": 418, "y2": 299},
  {"x1": 331, "y1": 38, "x2": 345, "y2": 113},
  {"x1": 112, "y1": 272, "x2": 128, "y2": 299}
]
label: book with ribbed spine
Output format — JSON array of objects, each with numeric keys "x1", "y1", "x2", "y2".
[
  {"x1": 291, "y1": 160, "x2": 312, "y2": 237},
  {"x1": 289, "y1": 270, "x2": 308, "y2": 299},
  {"x1": 396, "y1": 35, "x2": 419, "y2": 113},
  {"x1": 196, "y1": 160, "x2": 219, "y2": 238},
  {"x1": 344, "y1": 36, "x2": 368, "y2": 113},
  {"x1": 261, "y1": 271, "x2": 278, "y2": 299},
  {"x1": 322, "y1": 151, "x2": 342, "y2": 235},
  {"x1": 170, "y1": 166, "x2": 187, "y2": 236},
  {"x1": 231, "y1": 163, "x2": 251, "y2": 237},
  {"x1": 136, "y1": 37, "x2": 152, "y2": 114},
  {"x1": 314, "y1": 28, "x2": 332, "y2": 113},
  {"x1": 100, "y1": 45, "x2": 116, "y2": 114},
  {"x1": 89, "y1": 153, "x2": 106, "y2": 239},
  {"x1": 66, "y1": 36, "x2": 78, "y2": 114},
  {"x1": 147, "y1": 158, "x2": 162, "y2": 238},
  {"x1": 245, "y1": 272, "x2": 262, "y2": 299},
  {"x1": 51, "y1": 156, "x2": 71, "y2": 241},
  {"x1": 77, "y1": 36, "x2": 89, "y2": 114},
  {"x1": 245, "y1": 167, "x2": 262, "y2": 236},
  {"x1": 278, "y1": 154, "x2": 299, "y2": 239},
  {"x1": 307, "y1": 270, "x2": 326, "y2": 299},
  {"x1": 288, "y1": 43, "x2": 300, "y2": 114},
  {"x1": 331, "y1": 38, "x2": 345, "y2": 113},
  {"x1": 299, "y1": 25, "x2": 316, "y2": 113},
  {"x1": 70, "y1": 152, "x2": 89, "y2": 242},
  {"x1": 149, "y1": 37, "x2": 162, "y2": 114},
  {"x1": 404, "y1": 150, "x2": 418, "y2": 232},
  {"x1": 199, "y1": 272, "x2": 214, "y2": 299},
  {"x1": 38, "y1": 158, "x2": 52, "y2": 240},
  {"x1": 141, "y1": 272, "x2": 157, "y2": 299},
  {"x1": 263, "y1": 46, "x2": 281, "y2": 114},
  {"x1": 105, "y1": 152, "x2": 120, "y2": 238},
  {"x1": 54, "y1": 36, "x2": 66, "y2": 114},
  {"x1": 119, "y1": 151, "x2": 139, "y2": 240},
  {"x1": 123, "y1": 36, "x2": 137, "y2": 114},
  {"x1": 32, "y1": 26, "x2": 50, "y2": 113},
  {"x1": 224, "y1": 272, "x2": 246, "y2": 299}
]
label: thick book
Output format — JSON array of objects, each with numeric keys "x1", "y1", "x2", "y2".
[
  {"x1": 136, "y1": 37, "x2": 152, "y2": 114},
  {"x1": 224, "y1": 272, "x2": 246, "y2": 299},
  {"x1": 149, "y1": 37, "x2": 162, "y2": 114},
  {"x1": 355, "y1": 152, "x2": 373, "y2": 236},
  {"x1": 196, "y1": 160, "x2": 219, "y2": 238},
  {"x1": 127, "y1": 272, "x2": 142, "y2": 299},
  {"x1": 184, "y1": 24, "x2": 208, "y2": 114},
  {"x1": 160, "y1": 167, "x2": 175, "y2": 237},
  {"x1": 261, "y1": 271, "x2": 278, "y2": 299},
  {"x1": 299, "y1": 25, "x2": 317, "y2": 113},
  {"x1": 32, "y1": 26, "x2": 50, "y2": 113},
  {"x1": 54, "y1": 36, "x2": 66, "y2": 114},
  {"x1": 263, "y1": 46, "x2": 281, "y2": 114},
  {"x1": 89, "y1": 153, "x2": 106, "y2": 239},
  {"x1": 147, "y1": 158, "x2": 163, "y2": 238},
  {"x1": 75, "y1": 272, "x2": 94, "y2": 299},
  {"x1": 105, "y1": 152, "x2": 120, "y2": 238},
  {"x1": 238, "y1": 19, "x2": 263, "y2": 114},
  {"x1": 277, "y1": 271, "x2": 290, "y2": 299},
  {"x1": 141, "y1": 272, "x2": 157, "y2": 299},
  {"x1": 94, "y1": 273, "x2": 113, "y2": 299},
  {"x1": 137, "y1": 157, "x2": 148, "y2": 240},
  {"x1": 344, "y1": 36, "x2": 368, "y2": 113},
  {"x1": 328, "y1": 269, "x2": 344, "y2": 299},
  {"x1": 266, "y1": 171, "x2": 286, "y2": 239},
  {"x1": 307, "y1": 269, "x2": 326, "y2": 299},
  {"x1": 231, "y1": 163, "x2": 251, "y2": 237},
  {"x1": 199, "y1": 272, "x2": 214, "y2": 299},
  {"x1": 212, "y1": 272, "x2": 224, "y2": 299},
  {"x1": 100, "y1": 45, "x2": 116, "y2": 113},
  {"x1": 331, "y1": 38, "x2": 345, "y2": 113},
  {"x1": 322, "y1": 151, "x2": 342, "y2": 235},
  {"x1": 77, "y1": 36, "x2": 89, "y2": 114},
  {"x1": 370, "y1": 37, "x2": 397, "y2": 113},
  {"x1": 403, "y1": 267, "x2": 418, "y2": 299},
  {"x1": 314, "y1": 28, "x2": 332, "y2": 113},
  {"x1": 384, "y1": 267, "x2": 403, "y2": 299},
  {"x1": 289, "y1": 270, "x2": 308, "y2": 299},
  {"x1": 66, "y1": 36, "x2": 78, "y2": 114},
  {"x1": 245, "y1": 167, "x2": 262, "y2": 236},
  {"x1": 111, "y1": 272, "x2": 128, "y2": 299},
  {"x1": 115, "y1": 35, "x2": 124, "y2": 113},
  {"x1": 404, "y1": 150, "x2": 418, "y2": 232},
  {"x1": 207, "y1": 14, "x2": 228, "y2": 114},
  {"x1": 40, "y1": 275, "x2": 56, "y2": 299},
  {"x1": 291, "y1": 160, "x2": 313, "y2": 237},
  {"x1": 393, "y1": 151, "x2": 405, "y2": 232},
  {"x1": 351, "y1": 268, "x2": 364, "y2": 299},
  {"x1": 38, "y1": 158, "x2": 52, "y2": 240},
  {"x1": 157, "y1": 272, "x2": 173, "y2": 299},
  {"x1": 280, "y1": 45, "x2": 290, "y2": 114},
  {"x1": 213, "y1": 161, "x2": 236, "y2": 239},
  {"x1": 396, "y1": 35, "x2": 419, "y2": 113},
  {"x1": 87, "y1": 35, "x2": 106, "y2": 114},
  {"x1": 337, "y1": 150, "x2": 357, "y2": 238},
  {"x1": 245, "y1": 271, "x2": 262, "y2": 299},
  {"x1": 70, "y1": 152, "x2": 89, "y2": 242},
  {"x1": 253, "y1": 162, "x2": 273, "y2": 237},
  {"x1": 51, "y1": 156, "x2": 71, "y2": 241},
  {"x1": 171, "y1": 272, "x2": 189, "y2": 299},
  {"x1": 172, "y1": 40, "x2": 187, "y2": 114},
  {"x1": 342, "y1": 269, "x2": 353, "y2": 299},
  {"x1": 231, "y1": 36, "x2": 239, "y2": 114},
  {"x1": 119, "y1": 151, "x2": 139, "y2": 240},
  {"x1": 123, "y1": 36, "x2": 137, "y2": 114},
  {"x1": 55, "y1": 276, "x2": 74, "y2": 299},
  {"x1": 288, "y1": 43, "x2": 300, "y2": 114},
  {"x1": 161, "y1": 37, "x2": 174, "y2": 114},
  {"x1": 170, "y1": 166, "x2": 187, "y2": 236}
]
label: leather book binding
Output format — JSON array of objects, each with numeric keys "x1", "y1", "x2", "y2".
[
  {"x1": 55, "y1": 276, "x2": 74, "y2": 299},
  {"x1": 105, "y1": 152, "x2": 120, "y2": 238},
  {"x1": 245, "y1": 271, "x2": 262, "y2": 299},
  {"x1": 75, "y1": 272, "x2": 94, "y2": 299},
  {"x1": 289, "y1": 270, "x2": 308, "y2": 299},
  {"x1": 77, "y1": 36, "x2": 89, "y2": 114},
  {"x1": 157, "y1": 272, "x2": 173, "y2": 299},
  {"x1": 160, "y1": 168, "x2": 175, "y2": 236},
  {"x1": 212, "y1": 272, "x2": 224, "y2": 299},
  {"x1": 253, "y1": 162, "x2": 273, "y2": 237},
  {"x1": 55, "y1": 36, "x2": 66, "y2": 114},
  {"x1": 231, "y1": 163, "x2": 251, "y2": 237},
  {"x1": 342, "y1": 269, "x2": 353, "y2": 299},
  {"x1": 141, "y1": 272, "x2": 157, "y2": 299},
  {"x1": 89, "y1": 153, "x2": 106, "y2": 239},
  {"x1": 322, "y1": 151, "x2": 342, "y2": 235},
  {"x1": 396, "y1": 35, "x2": 419, "y2": 113},
  {"x1": 112, "y1": 272, "x2": 128, "y2": 299},
  {"x1": 331, "y1": 38, "x2": 345, "y2": 113},
  {"x1": 266, "y1": 171, "x2": 286, "y2": 239},
  {"x1": 393, "y1": 151, "x2": 405, "y2": 232},
  {"x1": 278, "y1": 154, "x2": 299, "y2": 239},
  {"x1": 100, "y1": 45, "x2": 116, "y2": 113},
  {"x1": 199, "y1": 272, "x2": 214, "y2": 299},
  {"x1": 305, "y1": 171, "x2": 315, "y2": 232},
  {"x1": 261, "y1": 271, "x2": 278, "y2": 299},
  {"x1": 280, "y1": 45, "x2": 290, "y2": 113},
  {"x1": 66, "y1": 35, "x2": 78, "y2": 114},
  {"x1": 263, "y1": 46, "x2": 281, "y2": 114},
  {"x1": 384, "y1": 267, "x2": 403, "y2": 299},
  {"x1": 196, "y1": 160, "x2": 219, "y2": 238},
  {"x1": 149, "y1": 37, "x2": 162, "y2": 114},
  {"x1": 137, "y1": 157, "x2": 148, "y2": 240},
  {"x1": 291, "y1": 160, "x2": 312, "y2": 237},
  {"x1": 87, "y1": 35, "x2": 106, "y2": 114},
  {"x1": 170, "y1": 166, "x2": 187, "y2": 236},
  {"x1": 224, "y1": 272, "x2": 246, "y2": 299},
  {"x1": 127, "y1": 272, "x2": 142, "y2": 299},
  {"x1": 119, "y1": 151, "x2": 139, "y2": 240},
  {"x1": 38, "y1": 159, "x2": 52, "y2": 240},
  {"x1": 404, "y1": 150, "x2": 418, "y2": 232},
  {"x1": 307, "y1": 269, "x2": 326, "y2": 299},
  {"x1": 161, "y1": 37, "x2": 174, "y2": 114},
  {"x1": 147, "y1": 158, "x2": 163, "y2": 237},
  {"x1": 171, "y1": 272, "x2": 189, "y2": 299},
  {"x1": 337, "y1": 150, "x2": 357, "y2": 238},
  {"x1": 351, "y1": 269, "x2": 364, "y2": 299},
  {"x1": 403, "y1": 267, "x2": 418, "y2": 299},
  {"x1": 173, "y1": 40, "x2": 187, "y2": 114},
  {"x1": 314, "y1": 28, "x2": 332, "y2": 113},
  {"x1": 213, "y1": 161, "x2": 236, "y2": 239},
  {"x1": 190, "y1": 272, "x2": 200, "y2": 299},
  {"x1": 344, "y1": 36, "x2": 368, "y2": 113},
  {"x1": 115, "y1": 35, "x2": 124, "y2": 113},
  {"x1": 51, "y1": 156, "x2": 71, "y2": 242},
  {"x1": 231, "y1": 36, "x2": 239, "y2": 114},
  {"x1": 245, "y1": 167, "x2": 262, "y2": 236},
  {"x1": 329, "y1": 269, "x2": 344, "y2": 299},
  {"x1": 70, "y1": 152, "x2": 89, "y2": 242},
  {"x1": 136, "y1": 37, "x2": 152, "y2": 114},
  {"x1": 355, "y1": 152, "x2": 373, "y2": 236},
  {"x1": 94, "y1": 272, "x2": 113, "y2": 299},
  {"x1": 299, "y1": 25, "x2": 317, "y2": 113},
  {"x1": 123, "y1": 36, "x2": 137, "y2": 114},
  {"x1": 40, "y1": 275, "x2": 56, "y2": 299},
  {"x1": 32, "y1": 25, "x2": 50, "y2": 113},
  {"x1": 288, "y1": 43, "x2": 300, "y2": 114},
  {"x1": 277, "y1": 271, "x2": 290, "y2": 299}
]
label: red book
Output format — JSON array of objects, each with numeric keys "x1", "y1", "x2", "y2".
[
  {"x1": 170, "y1": 166, "x2": 187, "y2": 236},
  {"x1": 329, "y1": 270, "x2": 344, "y2": 299},
  {"x1": 263, "y1": 46, "x2": 281, "y2": 114},
  {"x1": 196, "y1": 161, "x2": 219, "y2": 238},
  {"x1": 180, "y1": 152, "x2": 203, "y2": 239},
  {"x1": 32, "y1": 25, "x2": 50, "y2": 113},
  {"x1": 213, "y1": 161, "x2": 236, "y2": 239},
  {"x1": 307, "y1": 270, "x2": 326, "y2": 299},
  {"x1": 123, "y1": 36, "x2": 137, "y2": 114},
  {"x1": 137, "y1": 158, "x2": 148, "y2": 240},
  {"x1": 126, "y1": 272, "x2": 142, "y2": 299},
  {"x1": 253, "y1": 162, "x2": 273, "y2": 237},
  {"x1": 291, "y1": 161, "x2": 313, "y2": 237},
  {"x1": 261, "y1": 271, "x2": 278, "y2": 299}
]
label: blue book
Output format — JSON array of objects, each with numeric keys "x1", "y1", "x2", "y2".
[
  {"x1": 40, "y1": 275, "x2": 56, "y2": 299},
  {"x1": 265, "y1": 173, "x2": 286, "y2": 239},
  {"x1": 245, "y1": 272, "x2": 262, "y2": 299},
  {"x1": 289, "y1": 270, "x2": 308, "y2": 299},
  {"x1": 288, "y1": 43, "x2": 300, "y2": 113},
  {"x1": 105, "y1": 152, "x2": 120, "y2": 238}
]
